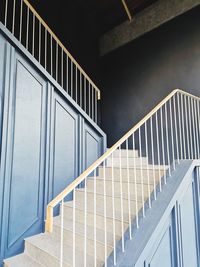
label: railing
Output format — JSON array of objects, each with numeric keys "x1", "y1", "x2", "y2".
[
  {"x1": 0, "y1": 0, "x2": 100, "y2": 123},
  {"x1": 45, "y1": 89, "x2": 200, "y2": 266}
]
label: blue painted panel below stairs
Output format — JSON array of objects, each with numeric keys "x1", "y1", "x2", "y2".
[
  {"x1": 50, "y1": 92, "x2": 79, "y2": 206},
  {"x1": 2, "y1": 54, "x2": 47, "y2": 259}
]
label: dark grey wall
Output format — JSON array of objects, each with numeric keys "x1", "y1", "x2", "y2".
[
  {"x1": 28, "y1": 0, "x2": 100, "y2": 83},
  {"x1": 101, "y1": 6, "x2": 200, "y2": 146}
]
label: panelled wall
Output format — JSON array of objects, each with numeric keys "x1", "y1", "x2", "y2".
[{"x1": 0, "y1": 27, "x2": 106, "y2": 265}]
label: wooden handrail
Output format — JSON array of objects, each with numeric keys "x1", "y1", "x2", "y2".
[
  {"x1": 45, "y1": 88, "x2": 200, "y2": 232},
  {"x1": 23, "y1": 0, "x2": 101, "y2": 100}
]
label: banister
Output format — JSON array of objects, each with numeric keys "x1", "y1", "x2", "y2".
[
  {"x1": 23, "y1": 0, "x2": 101, "y2": 100},
  {"x1": 45, "y1": 88, "x2": 200, "y2": 232}
]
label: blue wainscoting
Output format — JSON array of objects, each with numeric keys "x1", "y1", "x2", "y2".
[
  {"x1": 0, "y1": 25, "x2": 106, "y2": 265},
  {"x1": 109, "y1": 160, "x2": 200, "y2": 267}
]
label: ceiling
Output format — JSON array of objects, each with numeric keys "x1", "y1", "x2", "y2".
[{"x1": 92, "y1": 0, "x2": 158, "y2": 34}]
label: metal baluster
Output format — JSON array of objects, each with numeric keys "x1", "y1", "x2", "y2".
[
  {"x1": 84, "y1": 177, "x2": 87, "y2": 267},
  {"x1": 188, "y1": 96, "x2": 194, "y2": 158},
  {"x1": 32, "y1": 14, "x2": 35, "y2": 55},
  {"x1": 60, "y1": 199, "x2": 64, "y2": 267},
  {"x1": 75, "y1": 66, "x2": 77, "y2": 103},
  {"x1": 92, "y1": 87, "x2": 94, "y2": 121},
  {"x1": 84, "y1": 78, "x2": 87, "y2": 113},
  {"x1": 26, "y1": 7, "x2": 30, "y2": 49},
  {"x1": 56, "y1": 42, "x2": 58, "y2": 82},
  {"x1": 196, "y1": 100, "x2": 200, "y2": 158},
  {"x1": 80, "y1": 72, "x2": 82, "y2": 108},
  {"x1": 44, "y1": 29, "x2": 47, "y2": 69},
  {"x1": 184, "y1": 95, "x2": 190, "y2": 159},
  {"x1": 126, "y1": 139, "x2": 132, "y2": 239},
  {"x1": 61, "y1": 48, "x2": 63, "y2": 88},
  {"x1": 160, "y1": 107, "x2": 166, "y2": 184},
  {"x1": 103, "y1": 160, "x2": 107, "y2": 266},
  {"x1": 150, "y1": 116, "x2": 156, "y2": 199},
  {"x1": 12, "y1": 0, "x2": 16, "y2": 34},
  {"x1": 177, "y1": 93, "x2": 182, "y2": 161},
  {"x1": 169, "y1": 98, "x2": 175, "y2": 170},
  {"x1": 38, "y1": 21, "x2": 41, "y2": 63},
  {"x1": 119, "y1": 146, "x2": 125, "y2": 252},
  {"x1": 89, "y1": 83, "x2": 91, "y2": 118},
  {"x1": 73, "y1": 189, "x2": 76, "y2": 267},
  {"x1": 19, "y1": 0, "x2": 23, "y2": 42},
  {"x1": 111, "y1": 153, "x2": 116, "y2": 265},
  {"x1": 165, "y1": 102, "x2": 171, "y2": 176},
  {"x1": 94, "y1": 169, "x2": 97, "y2": 267},
  {"x1": 181, "y1": 94, "x2": 186, "y2": 159},
  {"x1": 139, "y1": 127, "x2": 145, "y2": 217},
  {"x1": 132, "y1": 134, "x2": 139, "y2": 228},
  {"x1": 50, "y1": 35, "x2": 53, "y2": 76},
  {"x1": 194, "y1": 100, "x2": 200, "y2": 158},
  {"x1": 71, "y1": 60, "x2": 73, "y2": 98},
  {"x1": 173, "y1": 94, "x2": 179, "y2": 164},
  {"x1": 4, "y1": 0, "x2": 8, "y2": 26},
  {"x1": 66, "y1": 56, "x2": 69, "y2": 93},
  {"x1": 191, "y1": 98, "x2": 197, "y2": 159},
  {"x1": 95, "y1": 90, "x2": 98, "y2": 124},
  {"x1": 145, "y1": 121, "x2": 151, "y2": 208},
  {"x1": 155, "y1": 112, "x2": 161, "y2": 191}
]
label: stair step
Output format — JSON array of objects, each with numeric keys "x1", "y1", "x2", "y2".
[
  {"x1": 97, "y1": 166, "x2": 166, "y2": 182},
  {"x1": 73, "y1": 191, "x2": 142, "y2": 220},
  {"x1": 4, "y1": 253, "x2": 45, "y2": 267},
  {"x1": 52, "y1": 217, "x2": 114, "y2": 261},
  {"x1": 86, "y1": 178, "x2": 154, "y2": 197},
  {"x1": 106, "y1": 157, "x2": 148, "y2": 167},
  {"x1": 76, "y1": 188, "x2": 147, "y2": 205},
  {"x1": 110, "y1": 149, "x2": 139, "y2": 158},
  {"x1": 63, "y1": 201, "x2": 132, "y2": 235},
  {"x1": 25, "y1": 233, "x2": 103, "y2": 267}
]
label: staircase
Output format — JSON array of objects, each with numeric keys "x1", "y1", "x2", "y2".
[
  {"x1": 4, "y1": 149, "x2": 167, "y2": 267},
  {"x1": 4, "y1": 89, "x2": 200, "y2": 266}
]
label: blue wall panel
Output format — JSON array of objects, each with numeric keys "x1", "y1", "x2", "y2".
[
  {"x1": 4, "y1": 57, "x2": 47, "y2": 258},
  {"x1": 178, "y1": 183, "x2": 198, "y2": 267},
  {"x1": 51, "y1": 93, "x2": 78, "y2": 201}
]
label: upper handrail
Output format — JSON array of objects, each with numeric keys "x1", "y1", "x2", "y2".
[
  {"x1": 22, "y1": 0, "x2": 101, "y2": 100},
  {"x1": 45, "y1": 88, "x2": 200, "y2": 232}
]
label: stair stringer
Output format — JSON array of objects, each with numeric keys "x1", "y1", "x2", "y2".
[{"x1": 106, "y1": 160, "x2": 197, "y2": 267}]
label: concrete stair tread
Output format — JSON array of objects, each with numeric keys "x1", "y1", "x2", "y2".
[
  {"x1": 76, "y1": 188, "x2": 147, "y2": 201},
  {"x1": 64, "y1": 200, "x2": 141, "y2": 223},
  {"x1": 25, "y1": 233, "x2": 103, "y2": 267},
  {"x1": 53, "y1": 216, "x2": 120, "y2": 245},
  {"x1": 99, "y1": 165, "x2": 168, "y2": 171},
  {"x1": 4, "y1": 253, "x2": 45, "y2": 267}
]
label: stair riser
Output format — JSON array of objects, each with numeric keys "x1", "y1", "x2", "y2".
[
  {"x1": 106, "y1": 157, "x2": 148, "y2": 167},
  {"x1": 25, "y1": 242, "x2": 70, "y2": 267},
  {"x1": 62, "y1": 205, "x2": 129, "y2": 235},
  {"x1": 75, "y1": 191, "x2": 143, "y2": 218},
  {"x1": 98, "y1": 168, "x2": 165, "y2": 183},
  {"x1": 86, "y1": 179, "x2": 154, "y2": 198},
  {"x1": 52, "y1": 225, "x2": 113, "y2": 261},
  {"x1": 25, "y1": 240, "x2": 102, "y2": 267},
  {"x1": 111, "y1": 150, "x2": 139, "y2": 158}
]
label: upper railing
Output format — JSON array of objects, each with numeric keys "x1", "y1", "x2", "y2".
[
  {"x1": 0, "y1": 0, "x2": 100, "y2": 123},
  {"x1": 45, "y1": 89, "x2": 200, "y2": 266}
]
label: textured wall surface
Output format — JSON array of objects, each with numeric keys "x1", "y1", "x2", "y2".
[
  {"x1": 100, "y1": 0, "x2": 200, "y2": 55},
  {"x1": 101, "y1": 6, "x2": 200, "y2": 146}
]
